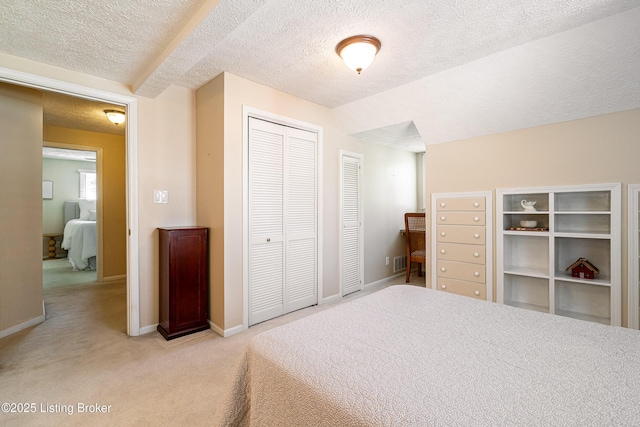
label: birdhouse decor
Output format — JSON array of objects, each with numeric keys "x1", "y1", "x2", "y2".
[{"x1": 565, "y1": 257, "x2": 599, "y2": 280}]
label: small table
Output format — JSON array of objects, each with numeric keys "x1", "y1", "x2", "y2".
[{"x1": 43, "y1": 233, "x2": 62, "y2": 259}]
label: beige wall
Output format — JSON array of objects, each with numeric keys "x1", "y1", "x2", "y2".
[
  {"x1": 197, "y1": 72, "x2": 418, "y2": 331},
  {"x1": 195, "y1": 73, "x2": 225, "y2": 328},
  {"x1": 44, "y1": 126, "x2": 126, "y2": 278},
  {"x1": 0, "y1": 83, "x2": 44, "y2": 334},
  {"x1": 0, "y1": 54, "x2": 197, "y2": 333},
  {"x1": 426, "y1": 108, "x2": 640, "y2": 326},
  {"x1": 137, "y1": 85, "x2": 197, "y2": 328}
]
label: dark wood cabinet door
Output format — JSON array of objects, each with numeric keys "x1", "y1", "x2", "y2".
[{"x1": 158, "y1": 227, "x2": 208, "y2": 340}]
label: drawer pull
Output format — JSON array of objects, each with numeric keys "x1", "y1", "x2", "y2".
[
  {"x1": 473, "y1": 252, "x2": 479, "y2": 257},
  {"x1": 474, "y1": 272, "x2": 480, "y2": 277},
  {"x1": 473, "y1": 202, "x2": 479, "y2": 207},
  {"x1": 440, "y1": 249, "x2": 446, "y2": 254},
  {"x1": 474, "y1": 291, "x2": 480, "y2": 296},
  {"x1": 474, "y1": 233, "x2": 480, "y2": 239},
  {"x1": 473, "y1": 216, "x2": 479, "y2": 222},
  {"x1": 440, "y1": 267, "x2": 446, "y2": 272},
  {"x1": 441, "y1": 285, "x2": 446, "y2": 290},
  {"x1": 440, "y1": 202, "x2": 446, "y2": 208},
  {"x1": 441, "y1": 232, "x2": 446, "y2": 237},
  {"x1": 440, "y1": 216, "x2": 446, "y2": 221}
]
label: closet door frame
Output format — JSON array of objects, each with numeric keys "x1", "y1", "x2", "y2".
[
  {"x1": 242, "y1": 106, "x2": 323, "y2": 330},
  {"x1": 628, "y1": 184, "x2": 640, "y2": 329}
]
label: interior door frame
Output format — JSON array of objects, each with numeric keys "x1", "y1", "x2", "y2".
[
  {"x1": 242, "y1": 105, "x2": 323, "y2": 332},
  {"x1": 339, "y1": 150, "x2": 364, "y2": 296},
  {"x1": 0, "y1": 66, "x2": 141, "y2": 336},
  {"x1": 628, "y1": 184, "x2": 639, "y2": 329}
]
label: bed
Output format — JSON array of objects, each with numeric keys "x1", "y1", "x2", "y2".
[
  {"x1": 61, "y1": 200, "x2": 97, "y2": 271},
  {"x1": 212, "y1": 285, "x2": 640, "y2": 426}
]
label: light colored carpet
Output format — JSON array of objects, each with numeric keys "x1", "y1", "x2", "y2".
[
  {"x1": 43, "y1": 258, "x2": 97, "y2": 289},
  {"x1": 0, "y1": 272, "x2": 425, "y2": 426}
]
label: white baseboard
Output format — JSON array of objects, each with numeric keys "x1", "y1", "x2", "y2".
[
  {"x1": 322, "y1": 271, "x2": 412, "y2": 304},
  {"x1": 139, "y1": 324, "x2": 158, "y2": 335},
  {"x1": 364, "y1": 271, "x2": 407, "y2": 289},
  {"x1": 209, "y1": 320, "x2": 243, "y2": 337},
  {"x1": 322, "y1": 294, "x2": 342, "y2": 304},
  {"x1": 0, "y1": 313, "x2": 45, "y2": 339}
]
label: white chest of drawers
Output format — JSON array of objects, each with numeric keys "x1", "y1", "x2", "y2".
[{"x1": 431, "y1": 192, "x2": 493, "y2": 301}]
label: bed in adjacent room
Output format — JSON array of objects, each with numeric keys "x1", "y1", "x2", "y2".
[
  {"x1": 61, "y1": 200, "x2": 97, "y2": 271},
  {"x1": 213, "y1": 285, "x2": 640, "y2": 426}
]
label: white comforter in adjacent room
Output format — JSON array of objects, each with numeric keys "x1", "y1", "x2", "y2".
[
  {"x1": 213, "y1": 285, "x2": 640, "y2": 426},
  {"x1": 61, "y1": 219, "x2": 97, "y2": 271}
]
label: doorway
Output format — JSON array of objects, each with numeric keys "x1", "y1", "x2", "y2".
[
  {"x1": 0, "y1": 67, "x2": 141, "y2": 336},
  {"x1": 42, "y1": 146, "x2": 99, "y2": 289}
]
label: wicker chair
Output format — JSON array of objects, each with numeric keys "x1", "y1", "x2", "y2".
[{"x1": 404, "y1": 213, "x2": 426, "y2": 283}]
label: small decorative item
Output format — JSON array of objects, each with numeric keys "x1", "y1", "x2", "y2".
[
  {"x1": 519, "y1": 220, "x2": 537, "y2": 228},
  {"x1": 566, "y1": 257, "x2": 599, "y2": 280},
  {"x1": 521, "y1": 200, "x2": 537, "y2": 212}
]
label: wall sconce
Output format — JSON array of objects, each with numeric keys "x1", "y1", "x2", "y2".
[
  {"x1": 335, "y1": 35, "x2": 381, "y2": 74},
  {"x1": 104, "y1": 109, "x2": 126, "y2": 125}
]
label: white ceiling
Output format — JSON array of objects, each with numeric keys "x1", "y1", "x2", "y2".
[
  {"x1": 1, "y1": 0, "x2": 638, "y2": 151},
  {"x1": 42, "y1": 147, "x2": 96, "y2": 162}
]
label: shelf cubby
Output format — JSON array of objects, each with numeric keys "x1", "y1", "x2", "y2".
[
  {"x1": 503, "y1": 275, "x2": 549, "y2": 314},
  {"x1": 554, "y1": 191, "x2": 611, "y2": 212},
  {"x1": 554, "y1": 280, "x2": 611, "y2": 325}
]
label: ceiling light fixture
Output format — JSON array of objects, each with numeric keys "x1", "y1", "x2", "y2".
[
  {"x1": 104, "y1": 109, "x2": 126, "y2": 125},
  {"x1": 335, "y1": 35, "x2": 381, "y2": 74}
]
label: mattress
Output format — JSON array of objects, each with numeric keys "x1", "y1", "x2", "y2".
[{"x1": 212, "y1": 285, "x2": 640, "y2": 426}]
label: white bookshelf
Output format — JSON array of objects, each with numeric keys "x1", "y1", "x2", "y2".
[{"x1": 497, "y1": 184, "x2": 621, "y2": 326}]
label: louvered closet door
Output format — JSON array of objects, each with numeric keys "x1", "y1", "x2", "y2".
[
  {"x1": 248, "y1": 117, "x2": 318, "y2": 326},
  {"x1": 285, "y1": 127, "x2": 318, "y2": 312},
  {"x1": 249, "y1": 118, "x2": 285, "y2": 325},
  {"x1": 342, "y1": 155, "x2": 362, "y2": 296}
]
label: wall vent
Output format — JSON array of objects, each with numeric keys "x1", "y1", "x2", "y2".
[{"x1": 393, "y1": 256, "x2": 407, "y2": 272}]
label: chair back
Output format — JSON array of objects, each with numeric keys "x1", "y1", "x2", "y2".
[{"x1": 404, "y1": 213, "x2": 426, "y2": 259}]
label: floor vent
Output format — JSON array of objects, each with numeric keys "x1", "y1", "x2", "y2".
[{"x1": 393, "y1": 256, "x2": 407, "y2": 272}]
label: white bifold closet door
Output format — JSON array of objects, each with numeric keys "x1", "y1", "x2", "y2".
[
  {"x1": 248, "y1": 117, "x2": 317, "y2": 326},
  {"x1": 341, "y1": 155, "x2": 362, "y2": 296}
]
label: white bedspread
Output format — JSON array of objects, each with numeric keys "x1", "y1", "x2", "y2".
[
  {"x1": 213, "y1": 285, "x2": 640, "y2": 426},
  {"x1": 61, "y1": 219, "x2": 97, "y2": 271}
]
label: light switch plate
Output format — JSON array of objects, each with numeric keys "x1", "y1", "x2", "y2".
[{"x1": 153, "y1": 190, "x2": 168, "y2": 204}]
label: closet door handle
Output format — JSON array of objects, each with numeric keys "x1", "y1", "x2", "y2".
[{"x1": 266, "y1": 238, "x2": 271, "y2": 242}]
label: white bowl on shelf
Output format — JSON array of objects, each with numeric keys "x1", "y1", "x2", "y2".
[{"x1": 520, "y1": 220, "x2": 537, "y2": 228}]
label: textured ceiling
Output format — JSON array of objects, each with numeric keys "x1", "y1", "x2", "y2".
[
  {"x1": 1, "y1": 0, "x2": 639, "y2": 149},
  {"x1": 43, "y1": 92, "x2": 125, "y2": 136}
]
